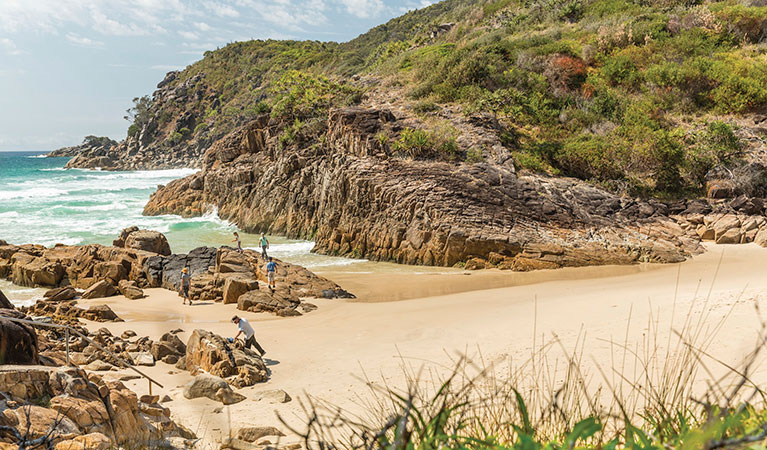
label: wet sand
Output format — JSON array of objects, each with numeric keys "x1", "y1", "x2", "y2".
[{"x1": 75, "y1": 243, "x2": 767, "y2": 448}]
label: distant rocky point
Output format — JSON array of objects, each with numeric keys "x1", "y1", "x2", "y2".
[{"x1": 46, "y1": 135, "x2": 117, "y2": 158}]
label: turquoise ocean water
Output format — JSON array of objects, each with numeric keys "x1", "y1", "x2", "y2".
[{"x1": 0, "y1": 151, "x2": 364, "y2": 305}]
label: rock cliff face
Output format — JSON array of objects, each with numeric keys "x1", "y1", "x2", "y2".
[{"x1": 145, "y1": 108, "x2": 703, "y2": 270}]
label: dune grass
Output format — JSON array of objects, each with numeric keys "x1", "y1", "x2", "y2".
[{"x1": 280, "y1": 269, "x2": 767, "y2": 449}]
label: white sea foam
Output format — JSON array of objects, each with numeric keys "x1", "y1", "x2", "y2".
[{"x1": 0, "y1": 187, "x2": 66, "y2": 201}]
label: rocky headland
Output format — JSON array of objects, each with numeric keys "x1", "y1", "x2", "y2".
[{"x1": 51, "y1": 0, "x2": 767, "y2": 272}]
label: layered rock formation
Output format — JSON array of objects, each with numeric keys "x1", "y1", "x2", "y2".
[{"x1": 144, "y1": 108, "x2": 704, "y2": 270}]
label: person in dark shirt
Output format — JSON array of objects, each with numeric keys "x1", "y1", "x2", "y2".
[{"x1": 180, "y1": 267, "x2": 191, "y2": 305}]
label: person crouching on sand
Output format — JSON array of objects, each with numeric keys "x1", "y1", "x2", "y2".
[
  {"x1": 180, "y1": 267, "x2": 192, "y2": 305},
  {"x1": 232, "y1": 231, "x2": 243, "y2": 253},
  {"x1": 266, "y1": 257, "x2": 277, "y2": 291},
  {"x1": 231, "y1": 315, "x2": 266, "y2": 356}
]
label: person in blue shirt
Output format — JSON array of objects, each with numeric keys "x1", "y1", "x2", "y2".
[{"x1": 266, "y1": 257, "x2": 277, "y2": 291}]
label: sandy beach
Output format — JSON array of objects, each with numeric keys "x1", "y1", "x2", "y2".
[{"x1": 75, "y1": 243, "x2": 767, "y2": 448}]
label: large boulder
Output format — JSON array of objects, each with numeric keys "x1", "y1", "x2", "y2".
[
  {"x1": 143, "y1": 246, "x2": 217, "y2": 289},
  {"x1": 185, "y1": 329, "x2": 267, "y2": 387},
  {"x1": 238, "y1": 290, "x2": 297, "y2": 314},
  {"x1": 182, "y1": 373, "x2": 246, "y2": 405},
  {"x1": 223, "y1": 276, "x2": 258, "y2": 304},
  {"x1": 117, "y1": 280, "x2": 144, "y2": 300},
  {"x1": 0, "y1": 309, "x2": 39, "y2": 364},
  {"x1": 114, "y1": 226, "x2": 172, "y2": 256},
  {"x1": 150, "y1": 332, "x2": 186, "y2": 362},
  {"x1": 81, "y1": 280, "x2": 118, "y2": 299}
]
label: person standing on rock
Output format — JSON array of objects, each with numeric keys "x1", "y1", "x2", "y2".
[
  {"x1": 231, "y1": 315, "x2": 266, "y2": 356},
  {"x1": 232, "y1": 232, "x2": 243, "y2": 253},
  {"x1": 180, "y1": 267, "x2": 192, "y2": 305},
  {"x1": 259, "y1": 233, "x2": 269, "y2": 258},
  {"x1": 266, "y1": 257, "x2": 277, "y2": 292}
]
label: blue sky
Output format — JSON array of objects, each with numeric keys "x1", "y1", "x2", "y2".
[{"x1": 0, "y1": 0, "x2": 434, "y2": 151}]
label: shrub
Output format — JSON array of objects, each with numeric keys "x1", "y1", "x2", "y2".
[
  {"x1": 393, "y1": 127, "x2": 460, "y2": 161},
  {"x1": 168, "y1": 131, "x2": 184, "y2": 144},
  {"x1": 465, "y1": 147, "x2": 484, "y2": 163},
  {"x1": 413, "y1": 101, "x2": 439, "y2": 114},
  {"x1": 193, "y1": 123, "x2": 207, "y2": 135}
]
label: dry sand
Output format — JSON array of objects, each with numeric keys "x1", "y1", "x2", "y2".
[{"x1": 76, "y1": 243, "x2": 767, "y2": 448}]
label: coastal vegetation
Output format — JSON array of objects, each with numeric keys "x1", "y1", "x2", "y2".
[{"x1": 122, "y1": 0, "x2": 767, "y2": 198}]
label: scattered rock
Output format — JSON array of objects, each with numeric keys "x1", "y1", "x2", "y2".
[
  {"x1": 84, "y1": 360, "x2": 113, "y2": 371},
  {"x1": 235, "y1": 426, "x2": 286, "y2": 443},
  {"x1": 121, "y1": 330, "x2": 137, "y2": 339},
  {"x1": 118, "y1": 280, "x2": 144, "y2": 299},
  {"x1": 129, "y1": 352, "x2": 155, "y2": 366},
  {"x1": 44, "y1": 286, "x2": 78, "y2": 302},
  {"x1": 82, "y1": 280, "x2": 118, "y2": 299},
  {"x1": 182, "y1": 373, "x2": 246, "y2": 405},
  {"x1": 253, "y1": 389, "x2": 292, "y2": 404},
  {"x1": 81, "y1": 304, "x2": 122, "y2": 322}
]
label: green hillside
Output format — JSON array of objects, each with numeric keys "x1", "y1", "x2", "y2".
[{"x1": 132, "y1": 0, "x2": 767, "y2": 197}]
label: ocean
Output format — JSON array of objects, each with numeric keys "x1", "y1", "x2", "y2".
[{"x1": 0, "y1": 151, "x2": 365, "y2": 305}]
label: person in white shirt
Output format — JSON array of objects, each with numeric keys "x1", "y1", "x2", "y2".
[{"x1": 231, "y1": 315, "x2": 266, "y2": 356}]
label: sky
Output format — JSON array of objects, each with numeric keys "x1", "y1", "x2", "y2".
[{"x1": 0, "y1": 0, "x2": 434, "y2": 151}]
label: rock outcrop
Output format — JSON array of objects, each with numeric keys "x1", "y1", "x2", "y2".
[
  {"x1": 0, "y1": 365, "x2": 194, "y2": 447},
  {"x1": 144, "y1": 109, "x2": 703, "y2": 270},
  {"x1": 2, "y1": 229, "x2": 347, "y2": 317},
  {"x1": 45, "y1": 136, "x2": 117, "y2": 159},
  {"x1": 185, "y1": 329, "x2": 268, "y2": 388}
]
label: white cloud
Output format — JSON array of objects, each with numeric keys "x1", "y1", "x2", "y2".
[
  {"x1": 65, "y1": 33, "x2": 105, "y2": 48},
  {"x1": 204, "y1": 2, "x2": 241, "y2": 18},
  {"x1": 0, "y1": 38, "x2": 23, "y2": 55},
  {"x1": 194, "y1": 22, "x2": 212, "y2": 31},
  {"x1": 178, "y1": 30, "x2": 200, "y2": 40},
  {"x1": 336, "y1": 0, "x2": 384, "y2": 18},
  {"x1": 252, "y1": 0, "x2": 328, "y2": 31}
]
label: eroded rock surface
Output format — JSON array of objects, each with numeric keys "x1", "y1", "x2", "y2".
[
  {"x1": 185, "y1": 329, "x2": 268, "y2": 388},
  {"x1": 0, "y1": 365, "x2": 194, "y2": 447},
  {"x1": 144, "y1": 109, "x2": 704, "y2": 270}
]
